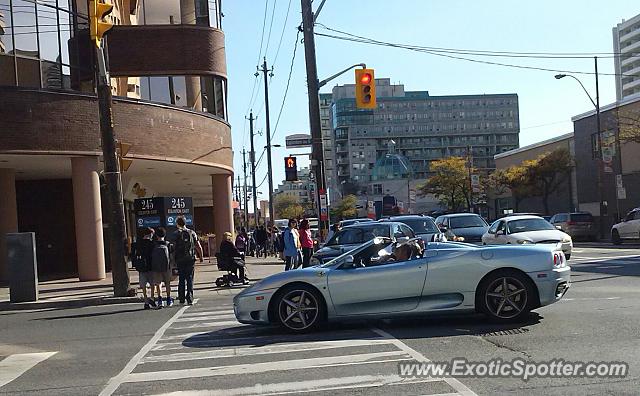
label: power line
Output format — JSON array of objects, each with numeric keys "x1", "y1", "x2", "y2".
[
  {"x1": 255, "y1": 0, "x2": 270, "y2": 66},
  {"x1": 263, "y1": 0, "x2": 279, "y2": 57},
  {"x1": 314, "y1": 25, "x2": 640, "y2": 78},
  {"x1": 271, "y1": 0, "x2": 293, "y2": 65},
  {"x1": 271, "y1": 28, "x2": 301, "y2": 140}
]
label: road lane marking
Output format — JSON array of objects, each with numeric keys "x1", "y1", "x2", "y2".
[
  {"x1": 125, "y1": 351, "x2": 411, "y2": 383},
  {"x1": 142, "y1": 338, "x2": 395, "y2": 363},
  {"x1": 561, "y1": 297, "x2": 621, "y2": 301},
  {"x1": 169, "y1": 320, "x2": 244, "y2": 330},
  {"x1": 571, "y1": 255, "x2": 640, "y2": 261},
  {"x1": 99, "y1": 300, "x2": 197, "y2": 396},
  {"x1": 176, "y1": 314, "x2": 237, "y2": 322},
  {"x1": 149, "y1": 375, "x2": 448, "y2": 396},
  {"x1": 371, "y1": 327, "x2": 477, "y2": 396},
  {"x1": 0, "y1": 352, "x2": 58, "y2": 388}
]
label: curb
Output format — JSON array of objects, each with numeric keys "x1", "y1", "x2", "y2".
[{"x1": 0, "y1": 295, "x2": 142, "y2": 312}]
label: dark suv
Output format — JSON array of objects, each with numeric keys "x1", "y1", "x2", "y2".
[
  {"x1": 550, "y1": 212, "x2": 596, "y2": 241},
  {"x1": 434, "y1": 213, "x2": 489, "y2": 243},
  {"x1": 379, "y1": 215, "x2": 445, "y2": 242}
]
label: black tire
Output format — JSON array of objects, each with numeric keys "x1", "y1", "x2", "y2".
[
  {"x1": 477, "y1": 270, "x2": 535, "y2": 322},
  {"x1": 612, "y1": 230, "x2": 622, "y2": 245},
  {"x1": 273, "y1": 284, "x2": 326, "y2": 333}
]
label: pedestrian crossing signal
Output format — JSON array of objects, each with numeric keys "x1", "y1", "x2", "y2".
[{"x1": 285, "y1": 156, "x2": 297, "y2": 181}]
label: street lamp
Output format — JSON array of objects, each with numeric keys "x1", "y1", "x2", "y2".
[{"x1": 555, "y1": 57, "x2": 605, "y2": 239}]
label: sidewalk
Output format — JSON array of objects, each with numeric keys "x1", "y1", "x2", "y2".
[{"x1": 0, "y1": 256, "x2": 283, "y2": 311}]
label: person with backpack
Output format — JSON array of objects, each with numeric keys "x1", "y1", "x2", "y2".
[
  {"x1": 171, "y1": 216, "x2": 203, "y2": 305},
  {"x1": 132, "y1": 227, "x2": 156, "y2": 309},
  {"x1": 152, "y1": 227, "x2": 174, "y2": 308}
]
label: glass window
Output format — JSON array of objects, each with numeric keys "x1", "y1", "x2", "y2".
[
  {"x1": 0, "y1": 54, "x2": 16, "y2": 85},
  {"x1": 450, "y1": 215, "x2": 487, "y2": 229},
  {"x1": 142, "y1": 0, "x2": 181, "y2": 24},
  {"x1": 141, "y1": 0, "x2": 217, "y2": 26},
  {"x1": 12, "y1": 0, "x2": 38, "y2": 56},
  {"x1": 506, "y1": 218, "x2": 555, "y2": 234},
  {"x1": 38, "y1": 3, "x2": 60, "y2": 62},
  {"x1": 0, "y1": 0, "x2": 14, "y2": 54},
  {"x1": 58, "y1": 8, "x2": 71, "y2": 65},
  {"x1": 41, "y1": 59, "x2": 62, "y2": 88},
  {"x1": 16, "y1": 55, "x2": 39, "y2": 87}
]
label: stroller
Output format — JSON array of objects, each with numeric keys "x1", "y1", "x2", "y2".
[{"x1": 214, "y1": 252, "x2": 246, "y2": 287}]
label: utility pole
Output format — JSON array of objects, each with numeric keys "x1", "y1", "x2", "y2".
[
  {"x1": 242, "y1": 149, "x2": 249, "y2": 228},
  {"x1": 594, "y1": 56, "x2": 605, "y2": 240},
  {"x1": 301, "y1": 0, "x2": 328, "y2": 239},
  {"x1": 247, "y1": 112, "x2": 258, "y2": 227},
  {"x1": 96, "y1": 47, "x2": 131, "y2": 297},
  {"x1": 467, "y1": 145, "x2": 473, "y2": 213},
  {"x1": 258, "y1": 58, "x2": 275, "y2": 226}
]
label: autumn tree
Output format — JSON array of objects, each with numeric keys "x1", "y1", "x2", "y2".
[
  {"x1": 330, "y1": 194, "x2": 358, "y2": 221},
  {"x1": 489, "y1": 163, "x2": 537, "y2": 212},
  {"x1": 616, "y1": 106, "x2": 640, "y2": 144},
  {"x1": 274, "y1": 195, "x2": 305, "y2": 220},
  {"x1": 417, "y1": 157, "x2": 473, "y2": 211},
  {"x1": 528, "y1": 148, "x2": 573, "y2": 215}
]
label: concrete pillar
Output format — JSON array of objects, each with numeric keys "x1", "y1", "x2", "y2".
[
  {"x1": 71, "y1": 157, "x2": 106, "y2": 281},
  {"x1": 212, "y1": 173, "x2": 234, "y2": 254},
  {"x1": 0, "y1": 168, "x2": 18, "y2": 283}
]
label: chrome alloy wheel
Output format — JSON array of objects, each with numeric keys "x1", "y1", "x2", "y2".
[
  {"x1": 278, "y1": 289, "x2": 319, "y2": 331},
  {"x1": 485, "y1": 277, "x2": 528, "y2": 319}
]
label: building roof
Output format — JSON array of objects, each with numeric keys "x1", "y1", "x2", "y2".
[
  {"x1": 494, "y1": 132, "x2": 573, "y2": 160},
  {"x1": 571, "y1": 95, "x2": 640, "y2": 122}
]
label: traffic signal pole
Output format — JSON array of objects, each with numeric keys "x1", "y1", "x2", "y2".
[
  {"x1": 96, "y1": 47, "x2": 132, "y2": 297},
  {"x1": 247, "y1": 112, "x2": 259, "y2": 227},
  {"x1": 301, "y1": 0, "x2": 328, "y2": 239}
]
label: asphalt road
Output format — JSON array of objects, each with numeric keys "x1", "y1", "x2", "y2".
[{"x1": 1, "y1": 243, "x2": 639, "y2": 395}]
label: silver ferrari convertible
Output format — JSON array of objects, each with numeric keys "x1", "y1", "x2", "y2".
[{"x1": 233, "y1": 237, "x2": 571, "y2": 332}]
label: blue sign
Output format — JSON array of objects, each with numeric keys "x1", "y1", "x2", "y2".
[
  {"x1": 166, "y1": 214, "x2": 193, "y2": 226},
  {"x1": 137, "y1": 216, "x2": 162, "y2": 227}
]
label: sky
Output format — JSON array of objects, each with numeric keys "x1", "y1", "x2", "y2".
[{"x1": 222, "y1": 0, "x2": 639, "y2": 206}]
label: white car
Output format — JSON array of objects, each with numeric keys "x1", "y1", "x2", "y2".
[
  {"x1": 482, "y1": 215, "x2": 573, "y2": 259},
  {"x1": 611, "y1": 208, "x2": 640, "y2": 244}
]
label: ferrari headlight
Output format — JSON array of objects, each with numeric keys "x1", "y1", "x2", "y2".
[{"x1": 517, "y1": 239, "x2": 534, "y2": 244}]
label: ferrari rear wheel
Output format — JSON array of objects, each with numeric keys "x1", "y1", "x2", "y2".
[
  {"x1": 480, "y1": 271, "x2": 533, "y2": 322},
  {"x1": 612, "y1": 230, "x2": 622, "y2": 245},
  {"x1": 275, "y1": 285, "x2": 325, "y2": 332}
]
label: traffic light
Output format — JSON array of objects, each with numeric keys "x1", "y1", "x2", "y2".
[
  {"x1": 285, "y1": 156, "x2": 297, "y2": 181},
  {"x1": 90, "y1": 0, "x2": 114, "y2": 48},
  {"x1": 355, "y1": 68, "x2": 376, "y2": 109},
  {"x1": 116, "y1": 140, "x2": 133, "y2": 171}
]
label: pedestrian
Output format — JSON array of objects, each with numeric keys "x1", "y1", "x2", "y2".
[
  {"x1": 255, "y1": 225, "x2": 268, "y2": 258},
  {"x1": 235, "y1": 227, "x2": 248, "y2": 255},
  {"x1": 131, "y1": 227, "x2": 156, "y2": 309},
  {"x1": 151, "y1": 227, "x2": 174, "y2": 308},
  {"x1": 220, "y1": 231, "x2": 248, "y2": 284},
  {"x1": 283, "y1": 218, "x2": 300, "y2": 271},
  {"x1": 299, "y1": 219, "x2": 314, "y2": 268},
  {"x1": 172, "y1": 216, "x2": 203, "y2": 305},
  {"x1": 327, "y1": 222, "x2": 342, "y2": 242}
]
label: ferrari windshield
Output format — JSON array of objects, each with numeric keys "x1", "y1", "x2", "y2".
[
  {"x1": 400, "y1": 218, "x2": 439, "y2": 234},
  {"x1": 507, "y1": 218, "x2": 556, "y2": 233},
  {"x1": 321, "y1": 238, "x2": 394, "y2": 267}
]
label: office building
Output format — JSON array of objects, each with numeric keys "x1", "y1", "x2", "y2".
[
  {"x1": 613, "y1": 12, "x2": 640, "y2": 101},
  {"x1": 0, "y1": 0, "x2": 232, "y2": 282},
  {"x1": 328, "y1": 78, "x2": 519, "y2": 213}
]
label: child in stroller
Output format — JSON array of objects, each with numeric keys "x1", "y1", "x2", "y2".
[{"x1": 215, "y1": 232, "x2": 249, "y2": 287}]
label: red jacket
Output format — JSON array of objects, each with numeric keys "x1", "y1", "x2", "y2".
[{"x1": 299, "y1": 229, "x2": 313, "y2": 248}]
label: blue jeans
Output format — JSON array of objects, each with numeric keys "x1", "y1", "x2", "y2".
[{"x1": 178, "y1": 265, "x2": 194, "y2": 303}]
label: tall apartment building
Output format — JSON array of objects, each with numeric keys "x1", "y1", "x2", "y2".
[
  {"x1": 329, "y1": 79, "x2": 520, "y2": 212},
  {"x1": 613, "y1": 12, "x2": 640, "y2": 101},
  {"x1": 319, "y1": 93, "x2": 338, "y2": 203},
  {"x1": 0, "y1": 0, "x2": 232, "y2": 281},
  {"x1": 275, "y1": 167, "x2": 317, "y2": 206}
]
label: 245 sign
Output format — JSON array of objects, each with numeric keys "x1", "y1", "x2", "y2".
[{"x1": 285, "y1": 156, "x2": 297, "y2": 181}]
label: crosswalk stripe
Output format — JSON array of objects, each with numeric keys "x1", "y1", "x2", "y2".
[
  {"x1": 0, "y1": 352, "x2": 58, "y2": 387},
  {"x1": 125, "y1": 351, "x2": 411, "y2": 383},
  {"x1": 142, "y1": 338, "x2": 394, "y2": 363},
  {"x1": 149, "y1": 375, "x2": 448, "y2": 396},
  {"x1": 175, "y1": 314, "x2": 236, "y2": 322},
  {"x1": 169, "y1": 320, "x2": 241, "y2": 330},
  {"x1": 180, "y1": 310, "x2": 234, "y2": 318}
]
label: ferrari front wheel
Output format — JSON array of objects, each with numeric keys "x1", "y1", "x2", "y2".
[
  {"x1": 479, "y1": 271, "x2": 534, "y2": 322},
  {"x1": 275, "y1": 285, "x2": 325, "y2": 332}
]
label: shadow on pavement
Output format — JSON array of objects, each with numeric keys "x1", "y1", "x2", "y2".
[{"x1": 35, "y1": 307, "x2": 145, "y2": 320}]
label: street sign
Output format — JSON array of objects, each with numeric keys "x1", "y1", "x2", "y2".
[
  {"x1": 616, "y1": 174, "x2": 623, "y2": 188},
  {"x1": 319, "y1": 190, "x2": 328, "y2": 221},
  {"x1": 471, "y1": 174, "x2": 480, "y2": 186},
  {"x1": 285, "y1": 134, "x2": 313, "y2": 149},
  {"x1": 409, "y1": 189, "x2": 416, "y2": 203},
  {"x1": 617, "y1": 187, "x2": 626, "y2": 200}
]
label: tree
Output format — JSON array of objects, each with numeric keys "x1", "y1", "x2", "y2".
[
  {"x1": 489, "y1": 163, "x2": 536, "y2": 212},
  {"x1": 616, "y1": 106, "x2": 640, "y2": 144},
  {"x1": 528, "y1": 148, "x2": 573, "y2": 215},
  {"x1": 330, "y1": 194, "x2": 358, "y2": 221},
  {"x1": 417, "y1": 157, "x2": 471, "y2": 211},
  {"x1": 274, "y1": 195, "x2": 305, "y2": 220}
]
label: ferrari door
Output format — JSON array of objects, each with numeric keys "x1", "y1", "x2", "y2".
[{"x1": 327, "y1": 258, "x2": 427, "y2": 316}]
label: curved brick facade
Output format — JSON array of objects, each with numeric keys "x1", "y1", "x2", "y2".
[
  {"x1": 0, "y1": 87, "x2": 233, "y2": 171},
  {"x1": 107, "y1": 25, "x2": 227, "y2": 78}
]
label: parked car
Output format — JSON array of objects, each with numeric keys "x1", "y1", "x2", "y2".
[
  {"x1": 234, "y1": 236, "x2": 571, "y2": 332},
  {"x1": 434, "y1": 213, "x2": 489, "y2": 243},
  {"x1": 611, "y1": 208, "x2": 640, "y2": 245},
  {"x1": 550, "y1": 212, "x2": 596, "y2": 241},
  {"x1": 310, "y1": 221, "x2": 415, "y2": 265},
  {"x1": 379, "y1": 215, "x2": 446, "y2": 242},
  {"x1": 482, "y1": 215, "x2": 573, "y2": 259}
]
